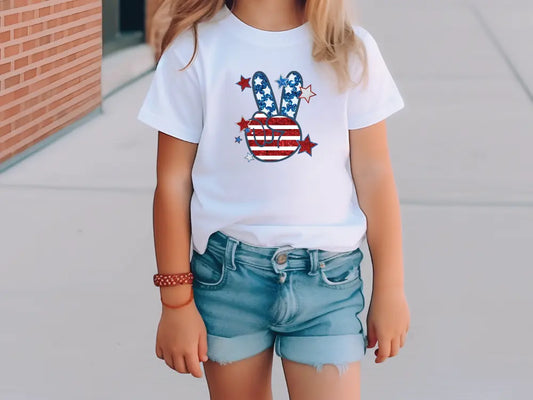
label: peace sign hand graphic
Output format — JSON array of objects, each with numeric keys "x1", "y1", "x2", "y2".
[{"x1": 244, "y1": 71, "x2": 305, "y2": 162}]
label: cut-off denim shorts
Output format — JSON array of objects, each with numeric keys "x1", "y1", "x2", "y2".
[{"x1": 191, "y1": 230, "x2": 368, "y2": 376}]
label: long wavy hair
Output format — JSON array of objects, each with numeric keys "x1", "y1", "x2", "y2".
[{"x1": 148, "y1": 0, "x2": 368, "y2": 92}]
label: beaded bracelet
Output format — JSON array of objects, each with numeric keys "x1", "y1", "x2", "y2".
[
  {"x1": 153, "y1": 272, "x2": 194, "y2": 287},
  {"x1": 154, "y1": 272, "x2": 195, "y2": 309}
]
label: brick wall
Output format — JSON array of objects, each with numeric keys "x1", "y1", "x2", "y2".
[{"x1": 0, "y1": 0, "x2": 102, "y2": 165}]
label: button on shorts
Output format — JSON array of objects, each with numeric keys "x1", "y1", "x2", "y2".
[{"x1": 191, "y1": 230, "x2": 368, "y2": 375}]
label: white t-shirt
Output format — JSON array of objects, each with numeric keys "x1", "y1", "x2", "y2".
[{"x1": 137, "y1": 4, "x2": 405, "y2": 255}]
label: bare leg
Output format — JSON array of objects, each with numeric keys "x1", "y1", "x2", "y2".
[
  {"x1": 282, "y1": 358, "x2": 361, "y2": 400},
  {"x1": 203, "y1": 346, "x2": 275, "y2": 400}
]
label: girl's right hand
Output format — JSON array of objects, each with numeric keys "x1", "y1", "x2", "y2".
[{"x1": 155, "y1": 297, "x2": 209, "y2": 378}]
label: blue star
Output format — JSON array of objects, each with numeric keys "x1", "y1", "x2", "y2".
[
  {"x1": 235, "y1": 136, "x2": 242, "y2": 143},
  {"x1": 276, "y1": 75, "x2": 288, "y2": 88}
]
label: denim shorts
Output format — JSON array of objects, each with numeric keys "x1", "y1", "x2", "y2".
[{"x1": 191, "y1": 230, "x2": 367, "y2": 376}]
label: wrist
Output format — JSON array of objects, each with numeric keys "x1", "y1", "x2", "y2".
[
  {"x1": 371, "y1": 262, "x2": 404, "y2": 292},
  {"x1": 372, "y1": 279, "x2": 404, "y2": 292},
  {"x1": 160, "y1": 284, "x2": 194, "y2": 300},
  {"x1": 160, "y1": 285, "x2": 195, "y2": 310}
]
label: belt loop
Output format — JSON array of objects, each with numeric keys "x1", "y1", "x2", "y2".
[
  {"x1": 224, "y1": 236, "x2": 238, "y2": 270},
  {"x1": 307, "y1": 249, "x2": 319, "y2": 276}
]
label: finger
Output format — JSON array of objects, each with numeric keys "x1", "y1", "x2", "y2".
[
  {"x1": 185, "y1": 352, "x2": 203, "y2": 378},
  {"x1": 156, "y1": 345, "x2": 164, "y2": 360},
  {"x1": 279, "y1": 71, "x2": 303, "y2": 118},
  {"x1": 400, "y1": 331, "x2": 406, "y2": 348},
  {"x1": 390, "y1": 336, "x2": 400, "y2": 357},
  {"x1": 252, "y1": 71, "x2": 278, "y2": 117},
  {"x1": 164, "y1": 352, "x2": 175, "y2": 370},
  {"x1": 248, "y1": 113, "x2": 268, "y2": 144},
  {"x1": 366, "y1": 323, "x2": 377, "y2": 348},
  {"x1": 174, "y1": 355, "x2": 188, "y2": 374},
  {"x1": 198, "y1": 331, "x2": 208, "y2": 363},
  {"x1": 376, "y1": 338, "x2": 391, "y2": 363}
]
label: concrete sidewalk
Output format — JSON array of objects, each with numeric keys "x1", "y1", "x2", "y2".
[{"x1": 1, "y1": 0, "x2": 532, "y2": 399}]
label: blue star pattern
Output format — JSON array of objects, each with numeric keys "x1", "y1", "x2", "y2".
[
  {"x1": 252, "y1": 72, "x2": 278, "y2": 117},
  {"x1": 280, "y1": 71, "x2": 303, "y2": 119},
  {"x1": 235, "y1": 136, "x2": 242, "y2": 143}
]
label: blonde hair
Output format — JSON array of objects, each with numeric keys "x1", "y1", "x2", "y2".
[{"x1": 148, "y1": 0, "x2": 368, "y2": 93}]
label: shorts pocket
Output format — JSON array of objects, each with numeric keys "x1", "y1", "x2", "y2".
[
  {"x1": 318, "y1": 248, "x2": 363, "y2": 289},
  {"x1": 190, "y1": 249, "x2": 228, "y2": 290}
]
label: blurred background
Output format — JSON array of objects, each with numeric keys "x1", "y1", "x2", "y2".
[{"x1": 1, "y1": 0, "x2": 532, "y2": 399}]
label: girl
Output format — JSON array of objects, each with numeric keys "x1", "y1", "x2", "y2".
[{"x1": 138, "y1": 0, "x2": 410, "y2": 399}]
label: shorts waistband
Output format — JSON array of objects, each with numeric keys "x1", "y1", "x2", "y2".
[{"x1": 202, "y1": 230, "x2": 360, "y2": 276}]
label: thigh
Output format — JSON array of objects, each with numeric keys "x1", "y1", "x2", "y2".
[
  {"x1": 203, "y1": 345, "x2": 275, "y2": 400},
  {"x1": 282, "y1": 358, "x2": 361, "y2": 400},
  {"x1": 276, "y1": 247, "x2": 366, "y2": 400}
]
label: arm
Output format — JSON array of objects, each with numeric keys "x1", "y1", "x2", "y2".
[
  {"x1": 349, "y1": 120, "x2": 410, "y2": 363},
  {"x1": 349, "y1": 120, "x2": 404, "y2": 291},
  {"x1": 153, "y1": 131, "x2": 198, "y2": 306},
  {"x1": 153, "y1": 131, "x2": 208, "y2": 378}
]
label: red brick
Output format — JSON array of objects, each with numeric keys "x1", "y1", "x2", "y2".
[
  {"x1": 30, "y1": 50, "x2": 44, "y2": 62},
  {"x1": 5, "y1": 44, "x2": 20, "y2": 57},
  {"x1": 22, "y1": 38, "x2": 37, "y2": 51},
  {"x1": 53, "y1": 2, "x2": 67, "y2": 12},
  {"x1": 29, "y1": 22, "x2": 43, "y2": 34},
  {"x1": 23, "y1": 68, "x2": 37, "y2": 81},
  {"x1": 14, "y1": 56, "x2": 28, "y2": 69},
  {"x1": 4, "y1": 13, "x2": 19, "y2": 25},
  {"x1": 0, "y1": 30, "x2": 11, "y2": 43},
  {"x1": 21, "y1": 10, "x2": 35, "y2": 22},
  {"x1": 2, "y1": 103, "x2": 20, "y2": 119},
  {"x1": 47, "y1": 17, "x2": 58, "y2": 28},
  {"x1": 5, "y1": 74, "x2": 21, "y2": 89},
  {"x1": 0, "y1": 62, "x2": 11, "y2": 74},
  {"x1": 0, "y1": 123, "x2": 11, "y2": 136},
  {"x1": 38, "y1": 34, "x2": 51, "y2": 45},
  {"x1": 0, "y1": 0, "x2": 13, "y2": 12},
  {"x1": 38, "y1": 6, "x2": 50, "y2": 17},
  {"x1": 13, "y1": 26, "x2": 28, "y2": 39}
]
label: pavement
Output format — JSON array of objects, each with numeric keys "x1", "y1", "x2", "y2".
[{"x1": 1, "y1": 0, "x2": 532, "y2": 398}]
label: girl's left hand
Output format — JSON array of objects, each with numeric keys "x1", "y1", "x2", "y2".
[{"x1": 366, "y1": 287, "x2": 410, "y2": 363}]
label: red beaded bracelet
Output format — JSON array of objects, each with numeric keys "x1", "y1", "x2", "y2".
[{"x1": 153, "y1": 272, "x2": 194, "y2": 287}]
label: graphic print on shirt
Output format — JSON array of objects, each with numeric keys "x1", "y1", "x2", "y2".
[{"x1": 235, "y1": 71, "x2": 317, "y2": 162}]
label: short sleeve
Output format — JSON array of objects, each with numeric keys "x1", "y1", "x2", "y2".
[
  {"x1": 347, "y1": 26, "x2": 405, "y2": 130},
  {"x1": 136, "y1": 42, "x2": 203, "y2": 143}
]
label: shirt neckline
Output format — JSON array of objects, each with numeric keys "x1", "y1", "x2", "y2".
[{"x1": 218, "y1": 3, "x2": 311, "y2": 47}]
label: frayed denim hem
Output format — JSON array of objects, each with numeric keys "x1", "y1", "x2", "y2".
[{"x1": 312, "y1": 362, "x2": 352, "y2": 376}]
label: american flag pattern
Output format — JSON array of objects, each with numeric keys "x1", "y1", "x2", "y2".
[
  {"x1": 246, "y1": 112, "x2": 302, "y2": 161},
  {"x1": 245, "y1": 71, "x2": 305, "y2": 162}
]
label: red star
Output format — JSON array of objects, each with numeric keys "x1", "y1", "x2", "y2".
[
  {"x1": 236, "y1": 75, "x2": 251, "y2": 91},
  {"x1": 297, "y1": 134, "x2": 317, "y2": 155},
  {"x1": 236, "y1": 117, "x2": 249, "y2": 131}
]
